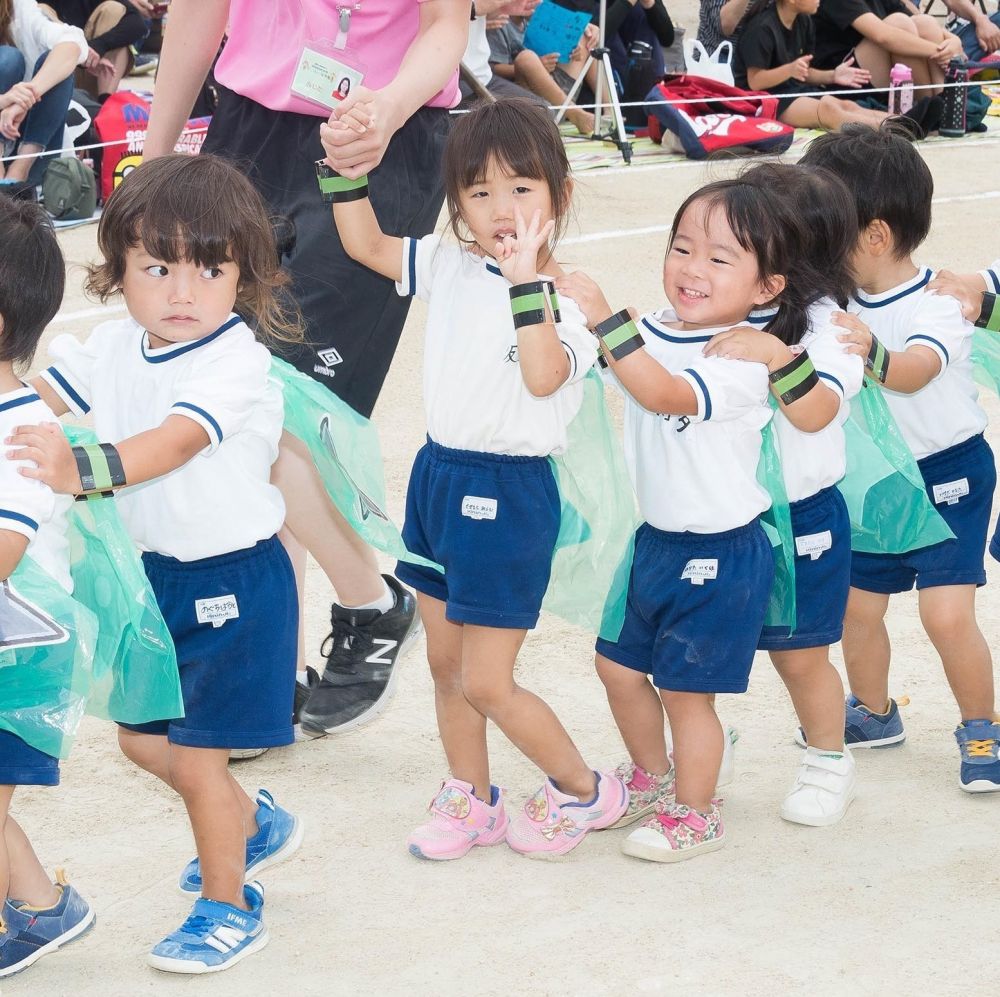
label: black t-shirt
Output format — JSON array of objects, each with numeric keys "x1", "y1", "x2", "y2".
[
  {"x1": 734, "y1": 5, "x2": 815, "y2": 90},
  {"x1": 813, "y1": 0, "x2": 909, "y2": 68}
]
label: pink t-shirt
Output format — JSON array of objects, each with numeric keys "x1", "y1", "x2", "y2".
[{"x1": 215, "y1": 0, "x2": 460, "y2": 116}]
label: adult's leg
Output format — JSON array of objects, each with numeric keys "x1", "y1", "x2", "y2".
[
  {"x1": 918, "y1": 584, "x2": 994, "y2": 719},
  {"x1": 841, "y1": 586, "x2": 893, "y2": 712},
  {"x1": 7, "y1": 52, "x2": 74, "y2": 183},
  {"x1": 595, "y1": 653, "x2": 670, "y2": 773},
  {"x1": 780, "y1": 94, "x2": 888, "y2": 131},
  {"x1": 80, "y1": 1, "x2": 135, "y2": 98},
  {"x1": 512, "y1": 50, "x2": 595, "y2": 133},
  {"x1": 0, "y1": 46, "x2": 27, "y2": 181}
]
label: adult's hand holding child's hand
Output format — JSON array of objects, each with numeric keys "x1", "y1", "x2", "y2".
[{"x1": 319, "y1": 86, "x2": 402, "y2": 179}]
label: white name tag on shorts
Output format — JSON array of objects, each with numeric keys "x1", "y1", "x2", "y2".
[
  {"x1": 462, "y1": 496, "x2": 498, "y2": 521},
  {"x1": 932, "y1": 478, "x2": 969, "y2": 506},
  {"x1": 290, "y1": 46, "x2": 364, "y2": 111},
  {"x1": 681, "y1": 559, "x2": 717, "y2": 585},
  {"x1": 195, "y1": 595, "x2": 240, "y2": 628},
  {"x1": 795, "y1": 530, "x2": 832, "y2": 560}
]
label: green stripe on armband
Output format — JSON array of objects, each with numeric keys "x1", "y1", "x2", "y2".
[
  {"x1": 866, "y1": 334, "x2": 890, "y2": 384},
  {"x1": 73, "y1": 442, "x2": 125, "y2": 496},
  {"x1": 510, "y1": 282, "x2": 549, "y2": 329},
  {"x1": 976, "y1": 292, "x2": 1000, "y2": 333},
  {"x1": 595, "y1": 309, "x2": 643, "y2": 361},
  {"x1": 770, "y1": 352, "x2": 818, "y2": 405},
  {"x1": 315, "y1": 160, "x2": 369, "y2": 203},
  {"x1": 75, "y1": 490, "x2": 115, "y2": 503}
]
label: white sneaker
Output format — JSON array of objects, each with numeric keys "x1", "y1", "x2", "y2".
[
  {"x1": 716, "y1": 727, "x2": 739, "y2": 788},
  {"x1": 780, "y1": 747, "x2": 856, "y2": 827}
]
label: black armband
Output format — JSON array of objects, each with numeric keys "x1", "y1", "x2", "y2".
[
  {"x1": 509, "y1": 281, "x2": 550, "y2": 329},
  {"x1": 73, "y1": 443, "x2": 125, "y2": 501},
  {"x1": 975, "y1": 292, "x2": 1000, "y2": 333},
  {"x1": 315, "y1": 160, "x2": 369, "y2": 203},
  {"x1": 595, "y1": 309, "x2": 643, "y2": 361},
  {"x1": 769, "y1": 350, "x2": 819, "y2": 405},
  {"x1": 865, "y1": 333, "x2": 890, "y2": 384}
]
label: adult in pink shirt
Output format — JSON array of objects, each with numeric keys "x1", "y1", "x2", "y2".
[{"x1": 143, "y1": 0, "x2": 468, "y2": 738}]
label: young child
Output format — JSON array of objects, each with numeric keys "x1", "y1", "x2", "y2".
[
  {"x1": 555, "y1": 171, "x2": 815, "y2": 860},
  {"x1": 735, "y1": 0, "x2": 942, "y2": 135},
  {"x1": 11, "y1": 155, "x2": 305, "y2": 972},
  {"x1": 802, "y1": 125, "x2": 999, "y2": 792},
  {"x1": 0, "y1": 199, "x2": 94, "y2": 978},
  {"x1": 704, "y1": 163, "x2": 865, "y2": 826},
  {"x1": 320, "y1": 97, "x2": 629, "y2": 858}
]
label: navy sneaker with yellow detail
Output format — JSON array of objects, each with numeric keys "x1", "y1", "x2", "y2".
[{"x1": 955, "y1": 719, "x2": 1000, "y2": 793}]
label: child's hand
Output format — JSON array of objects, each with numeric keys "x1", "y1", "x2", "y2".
[
  {"x1": 832, "y1": 56, "x2": 870, "y2": 88},
  {"x1": 5, "y1": 423, "x2": 81, "y2": 495},
  {"x1": 495, "y1": 206, "x2": 555, "y2": 286},
  {"x1": 927, "y1": 269, "x2": 983, "y2": 321},
  {"x1": 553, "y1": 271, "x2": 615, "y2": 328},
  {"x1": 788, "y1": 54, "x2": 812, "y2": 81},
  {"x1": 319, "y1": 86, "x2": 400, "y2": 179},
  {"x1": 703, "y1": 326, "x2": 790, "y2": 369},
  {"x1": 833, "y1": 311, "x2": 873, "y2": 358}
]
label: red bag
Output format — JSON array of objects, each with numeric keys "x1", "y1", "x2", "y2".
[
  {"x1": 645, "y1": 75, "x2": 794, "y2": 160},
  {"x1": 93, "y1": 91, "x2": 211, "y2": 202}
]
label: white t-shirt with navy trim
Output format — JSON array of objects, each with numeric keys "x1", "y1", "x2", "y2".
[
  {"x1": 395, "y1": 235, "x2": 598, "y2": 456},
  {"x1": 40, "y1": 314, "x2": 285, "y2": 562},
  {"x1": 980, "y1": 258, "x2": 1000, "y2": 295},
  {"x1": 749, "y1": 298, "x2": 864, "y2": 502},
  {"x1": 847, "y1": 267, "x2": 986, "y2": 460},
  {"x1": 0, "y1": 387, "x2": 72, "y2": 592},
  {"x1": 615, "y1": 308, "x2": 773, "y2": 534}
]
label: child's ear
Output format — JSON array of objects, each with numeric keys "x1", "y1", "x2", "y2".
[
  {"x1": 754, "y1": 273, "x2": 786, "y2": 307},
  {"x1": 865, "y1": 219, "x2": 893, "y2": 258}
]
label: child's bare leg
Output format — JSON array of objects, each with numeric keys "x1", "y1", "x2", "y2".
[
  {"x1": 842, "y1": 587, "x2": 892, "y2": 711},
  {"x1": 419, "y1": 593, "x2": 490, "y2": 799},
  {"x1": 461, "y1": 624, "x2": 595, "y2": 799},
  {"x1": 168, "y1": 745, "x2": 249, "y2": 908},
  {"x1": 660, "y1": 691, "x2": 722, "y2": 811},
  {"x1": 919, "y1": 585, "x2": 995, "y2": 719},
  {"x1": 119, "y1": 729, "x2": 258, "y2": 837},
  {"x1": 595, "y1": 654, "x2": 669, "y2": 773},
  {"x1": 770, "y1": 647, "x2": 846, "y2": 751},
  {"x1": 278, "y1": 527, "x2": 307, "y2": 669}
]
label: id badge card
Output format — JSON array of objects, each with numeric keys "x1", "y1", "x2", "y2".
[{"x1": 291, "y1": 41, "x2": 366, "y2": 112}]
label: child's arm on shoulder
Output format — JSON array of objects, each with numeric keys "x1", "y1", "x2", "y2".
[
  {"x1": 28, "y1": 377, "x2": 70, "y2": 418},
  {"x1": 704, "y1": 326, "x2": 840, "y2": 432},
  {"x1": 554, "y1": 271, "x2": 697, "y2": 415},
  {"x1": 316, "y1": 153, "x2": 403, "y2": 283},
  {"x1": 928, "y1": 269, "x2": 990, "y2": 321},
  {"x1": 833, "y1": 311, "x2": 941, "y2": 394},
  {"x1": 7, "y1": 418, "x2": 211, "y2": 497}
]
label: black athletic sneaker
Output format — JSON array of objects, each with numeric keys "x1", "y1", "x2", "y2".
[{"x1": 298, "y1": 576, "x2": 420, "y2": 736}]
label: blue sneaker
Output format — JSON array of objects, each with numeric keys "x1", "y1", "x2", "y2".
[
  {"x1": 794, "y1": 695, "x2": 907, "y2": 748},
  {"x1": 148, "y1": 882, "x2": 268, "y2": 974},
  {"x1": 179, "y1": 789, "x2": 303, "y2": 895},
  {"x1": 0, "y1": 874, "x2": 95, "y2": 978},
  {"x1": 955, "y1": 720, "x2": 1000, "y2": 793}
]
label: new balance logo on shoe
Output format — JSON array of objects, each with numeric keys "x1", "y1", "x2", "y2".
[{"x1": 366, "y1": 638, "x2": 398, "y2": 666}]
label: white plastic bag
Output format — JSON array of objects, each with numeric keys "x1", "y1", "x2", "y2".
[{"x1": 682, "y1": 39, "x2": 735, "y2": 86}]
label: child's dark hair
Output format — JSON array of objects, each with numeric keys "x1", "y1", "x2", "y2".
[
  {"x1": 441, "y1": 98, "x2": 572, "y2": 248},
  {"x1": 669, "y1": 171, "x2": 821, "y2": 345},
  {"x1": 800, "y1": 123, "x2": 932, "y2": 259},
  {"x1": 86, "y1": 154, "x2": 301, "y2": 344},
  {"x1": 737, "y1": 162, "x2": 857, "y2": 310},
  {"x1": 0, "y1": 198, "x2": 65, "y2": 370}
]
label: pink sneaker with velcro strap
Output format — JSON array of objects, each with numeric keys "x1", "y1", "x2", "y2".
[{"x1": 407, "y1": 779, "x2": 509, "y2": 861}]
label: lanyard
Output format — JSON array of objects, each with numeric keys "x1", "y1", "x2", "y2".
[{"x1": 334, "y1": 1, "x2": 363, "y2": 49}]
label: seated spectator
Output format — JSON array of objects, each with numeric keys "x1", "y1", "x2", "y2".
[
  {"x1": 943, "y1": 0, "x2": 1000, "y2": 63},
  {"x1": 488, "y1": 11, "x2": 596, "y2": 133},
  {"x1": 813, "y1": 0, "x2": 964, "y2": 92},
  {"x1": 0, "y1": 0, "x2": 87, "y2": 183},
  {"x1": 698, "y1": 0, "x2": 768, "y2": 55},
  {"x1": 38, "y1": 0, "x2": 147, "y2": 100},
  {"x1": 460, "y1": 4, "x2": 538, "y2": 104}
]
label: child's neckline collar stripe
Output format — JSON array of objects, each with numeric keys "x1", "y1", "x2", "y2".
[{"x1": 140, "y1": 315, "x2": 242, "y2": 363}]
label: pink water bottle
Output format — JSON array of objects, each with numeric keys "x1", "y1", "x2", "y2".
[{"x1": 889, "y1": 63, "x2": 914, "y2": 115}]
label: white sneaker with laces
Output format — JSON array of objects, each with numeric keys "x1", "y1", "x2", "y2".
[{"x1": 780, "y1": 746, "x2": 856, "y2": 827}]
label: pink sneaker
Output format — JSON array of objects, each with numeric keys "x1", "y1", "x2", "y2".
[
  {"x1": 407, "y1": 779, "x2": 508, "y2": 860},
  {"x1": 610, "y1": 761, "x2": 675, "y2": 828},
  {"x1": 621, "y1": 799, "x2": 725, "y2": 863},
  {"x1": 505, "y1": 771, "x2": 629, "y2": 857}
]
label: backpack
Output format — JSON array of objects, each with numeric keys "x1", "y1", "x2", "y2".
[
  {"x1": 42, "y1": 157, "x2": 97, "y2": 221},
  {"x1": 645, "y1": 75, "x2": 795, "y2": 160}
]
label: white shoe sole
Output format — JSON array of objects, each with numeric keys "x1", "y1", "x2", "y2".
[
  {"x1": 0, "y1": 906, "x2": 96, "y2": 978},
  {"x1": 178, "y1": 817, "x2": 305, "y2": 896},
  {"x1": 147, "y1": 927, "x2": 269, "y2": 974},
  {"x1": 795, "y1": 728, "x2": 905, "y2": 749},
  {"x1": 621, "y1": 832, "x2": 726, "y2": 864},
  {"x1": 959, "y1": 777, "x2": 1000, "y2": 793},
  {"x1": 609, "y1": 803, "x2": 659, "y2": 829},
  {"x1": 300, "y1": 613, "x2": 423, "y2": 737},
  {"x1": 780, "y1": 787, "x2": 856, "y2": 827},
  {"x1": 228, "y1": 747, "x2": 270, "y2": 760}
]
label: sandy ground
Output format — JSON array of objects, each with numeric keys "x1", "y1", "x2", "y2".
[{"x1": 7, "y1": 27, "x2": 1000, "y2": 996}]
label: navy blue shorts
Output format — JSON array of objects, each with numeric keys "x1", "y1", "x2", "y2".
[
  {"x1": 120, "y1": 536, "x2": 298, "y2": 749},
  {"x1": 595, "y1": 520, "x2": 773, "y2": 694},
  {"x1": 852, "y1": 434, "x2": 996, "y2": 594},
  {"x1": 395, "y1": 440, "x2": 561, "y2": 629},
  {"x1": 759, "y1": 486, "x2": 851, "y2": 651},
  {"x1": 0, "y1": 730, "x2": 58, "y2": 786}
]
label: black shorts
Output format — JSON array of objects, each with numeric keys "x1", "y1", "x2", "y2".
[{"x1": 202, "y1": 89, "x2": 451, "y2": 417}]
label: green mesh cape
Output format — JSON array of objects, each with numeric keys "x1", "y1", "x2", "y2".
[{"x1": 0, "y1": 427, "x2": 181, "y2": 758}]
